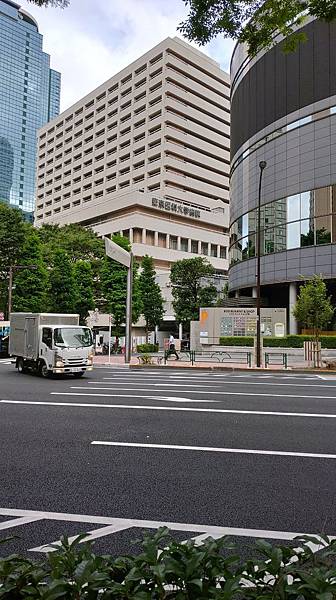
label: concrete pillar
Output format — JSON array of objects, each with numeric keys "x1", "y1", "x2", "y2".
[
  {"x1": 207, "y1": 242, "x2": 211, "y2": 256},
  {"x1": 217, "y1": 244, "x2": 221, "y2": 258},
  {"x1": 119, "y1": 230, "x2": 123, "y2": 237},
  {"x1": 179, "y1": 323, "x2": 183, "y2": 340},
  {"x1": 289, "y1": 282, "x2": 298, "y2": 334},
  {"x1": 252, "y1": 287, "x2": 257, "y2": 298},
  {"x1": 154, "y1": 231, "x2": 159, "y2": 246},
  {"x1": 188, "y1": 238, "x2": 192, "y2": 252},
  {"x1": 177, "y1": 236, "x2": 181, "y2": 251},
  {"x1": 142, "y1": 228, "x2": 146, "y2": 244},
  {"x1": 198, "y1": 240, "x2": 202, "y2": 254},
  {"x1": 129, "y1": 228, "x2": 133, "y2": 244},
  {"x1": 166, "y1": 233, "x2": 170, "y2": 248}
]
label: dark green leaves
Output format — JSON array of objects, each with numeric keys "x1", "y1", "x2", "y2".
[
  {"x1": 179, "y1": 0, "x2": 336, "y2": 56},
  {"x1": 0, "y1": 532, "x2": 336, "y2": 598}
]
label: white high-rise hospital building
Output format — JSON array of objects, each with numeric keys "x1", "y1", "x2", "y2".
[{"x1": 35, "y1": 37, "x2": 230, "y2": 321}]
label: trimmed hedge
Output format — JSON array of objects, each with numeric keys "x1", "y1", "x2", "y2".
[
  {"x1": 1, "y1": 529, "x2": 335, "y2": 598},
  {"x1": 219, "y1": 335, "x2": 336, "y2": 348},
  {"x1": 219, "y1": 336, "x2": 254, "y2": 347},
  {"x1": 137, "y1": 343, "x2": 159, "y2": 353}
]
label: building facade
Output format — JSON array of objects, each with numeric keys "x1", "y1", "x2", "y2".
[
  {"x1": 229, "y1": 18, "x2": 336, "y2": 333},
  {"x1": 35, "y1": 37, "x2": 230, "y2": 289},
  {"x1": 0, "y1": 0, "x2": 60, "y2": 218}
]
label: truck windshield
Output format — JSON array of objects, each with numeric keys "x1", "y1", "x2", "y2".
[{"x1": 54, "y1": 328, "x2": 93, "y2": 348}]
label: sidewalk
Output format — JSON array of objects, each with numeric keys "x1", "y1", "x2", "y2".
[{"x1": 93, "y1": 354, "x2": 317, "y2": 371}]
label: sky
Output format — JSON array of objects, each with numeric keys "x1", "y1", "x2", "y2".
[{"x1": 20, "y1": 0, "x2": 235, "y2": 112}]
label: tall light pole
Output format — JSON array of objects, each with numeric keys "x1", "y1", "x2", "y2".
[{"x1": 256, "y1": 160, "x2": 267, "y2": 368}]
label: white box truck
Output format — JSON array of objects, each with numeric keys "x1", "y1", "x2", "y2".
[{"x1": 9, "y1": 313, "x2": 94, "y2": 378}]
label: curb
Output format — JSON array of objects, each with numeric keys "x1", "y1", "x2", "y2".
[{"x1": 128, "y1": 364, "x2": 336, "y2": 374}]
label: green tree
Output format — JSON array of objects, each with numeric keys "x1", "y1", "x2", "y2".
[
  {"x1": 293, "y1": 275, "x2": 335, "y2": 342},
  {"x1": 74, "y1": 260, "x2": 95, "y2": 324},
  {"x1": 100, "y1": 234, "x2": 142, "y2": 335},
  {"x1": 139, "y1": 255, "x2": 164, "y2": 342},
  {"x1": 170, "y1": 257, "x2": 217, "y2": 325},
  {"x1": 48, "y1": 249, "x2": 76, "y2": 313},
  {"x1": 0, "y1": 203, "x2": 27, "y2": 316},
  {"x1": 0, "y1": 203, "x2": 26, "y2": 273},
  {"x1": 12, "y1": 228, "x2": 49, "y2": 313},
  {"x1": 38, "y1": 223, "x2": 104, "y2": 303},
  {"x1": 27, "y1": 0, "x2": 69, "y2": 6},
  {"x1": 179, "y1": 0, "x2": 336, "y2": 57}
]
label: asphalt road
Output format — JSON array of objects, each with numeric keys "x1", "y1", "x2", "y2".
[{"x1": 0, "y1": 360, "x2": 336, "y2": 559}]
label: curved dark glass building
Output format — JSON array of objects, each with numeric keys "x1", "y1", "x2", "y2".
[
  {"x1": 0, "y1": 0, "x2": 60, "y2": 217},
  {"x1": 229, "y1": 18, "x2": 336, "y2": 333}
]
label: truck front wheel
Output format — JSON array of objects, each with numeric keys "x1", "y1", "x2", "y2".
[{"x1": 39, "y1": 361, "x2": 50, "y2": 378}]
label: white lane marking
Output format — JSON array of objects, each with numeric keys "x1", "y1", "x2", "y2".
[
  {"x1": 0, "y1": 507, "x2": 333, "y2": 550},
  {"x1": 3, "y1": 399, "x2": 336, "y2": 419},
  {"x1": 57, "y1": 389, "x2": 336, "y2": 401},
  {"x1": 30, "y1": 522, "x2": 133, "y2": 553},
  {"x1": 92, "y1": 440, "x2": 336, "y2": 460},
  {"x1": 71, "y1": 392, "x2": 217, "y2": 403},
  {"x1": 98, "y1": 379, "x2": 336, "y2": 390},
  {"x1": 0, "y1": 516, "x2": 42, "y2": 530}
]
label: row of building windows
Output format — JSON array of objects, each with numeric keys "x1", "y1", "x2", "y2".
[
  {"x1": 229, "y1": 185, "x2": 336, "y2": 265},
  {"x1": 116, "y1": 228, "x2": 227, "y2": 259}
]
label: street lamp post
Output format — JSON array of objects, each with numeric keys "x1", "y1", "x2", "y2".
[{"x1": 256, "y1": 160, "x2": 267, "y2": 368}]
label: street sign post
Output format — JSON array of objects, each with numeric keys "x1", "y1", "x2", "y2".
[{"x1": 104, "y1": 237, "x2": 133, "y2": 364}]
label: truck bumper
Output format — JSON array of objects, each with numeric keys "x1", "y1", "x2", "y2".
[{"x1": 53, "y1": 366, "x2": 93, "y2": 374}]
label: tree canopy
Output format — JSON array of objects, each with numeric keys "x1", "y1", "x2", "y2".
[
  {"x1": 27, "y1": 0, "x2": 69, "y2": 7},
  {"x1": 170, "y1": 257, "x2": 217, "y2": 325},
  {"x1": 179, "y1": 0, "x2": 336, "y2": 56},
  {"x1": 138, "y1": 255, "x2": 164, "y2": 341},
  {"x1": 293, "y1": 275, "x2": 335, "y2": 340}
]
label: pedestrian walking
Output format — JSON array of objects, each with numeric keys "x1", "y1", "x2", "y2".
[{"x1": 168, "y1": 333, "x2": 179, "y2": 360}]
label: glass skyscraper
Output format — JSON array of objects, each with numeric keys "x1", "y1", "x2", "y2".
[{"x1": 0, "y1": 0, "x2": 60, "y2": 219}]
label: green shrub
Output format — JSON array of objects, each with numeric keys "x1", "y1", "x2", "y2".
[
  {"x1": 219, "y1": 336, "x2": 254, "y2": 346},
  {"x1": 219, "y1": 335, "x2": 336, "y2": 348},
  {"x1": 137, "y1": 343, "x2": 159, "y2": 353},
  {"x1": 0, "y1": 529, "x2": 335, "y2": 598}
]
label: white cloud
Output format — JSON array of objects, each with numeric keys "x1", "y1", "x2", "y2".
[{"x1": 21, "y1": 0, "x2": 234, "y2": 112}]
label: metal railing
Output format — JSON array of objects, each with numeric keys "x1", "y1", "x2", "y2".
[{"x1": 264, "y1": 352, "x2": 288, "y2": 369}]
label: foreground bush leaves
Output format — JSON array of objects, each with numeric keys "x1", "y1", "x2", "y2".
[{"x1": 0, "y1": 528, "x2": 335, "y2": 598}]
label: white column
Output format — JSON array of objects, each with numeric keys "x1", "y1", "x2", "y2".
[
  {"x1": 207, "y1": 243, "x2": 211, "y2": 256},
  {"x1": 235, "y1": 290, "x2": 240, "y2": 299},
  {"x1": 252, "y1": 287, "x2": 257, "y2": 298},
  {"x1": 177, "y1": 236, "x2": 181, "y2": 251},
  {"x1": 119, "y1": 230, "x2": 123, "y2": 237},
  {"x1": 188, "y1": 239, "x2": 192, "y2": 252},
  {"x1": 154, "y1": 231, "x2": 159, "y2": 246},
  {"x1": 166, "y1": 233, "x2": 170, "y2": 248},
  {"x1": 142, "y1": 228, "x2": 146, "y2": 244},
  {"x1": 289, "y1": 282, "x2": 298, "y2": 334},
  {"x1": 217, "y1": 244, "x2": 221, "y2": 258},
  {"x1": 129, "y1": 228, "x2": 133, "y2": 244},
  {"x1": 198, "y1": 240, "x2": 202, "y2": 254},
  {"x1": 179, "y1": 323, "x2": 183, "y2": 340}
]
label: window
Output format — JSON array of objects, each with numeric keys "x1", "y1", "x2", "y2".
[
  {"x1": 191, "y1": 240, "x2": 198, "y2": 253},
  {"x1": 201, "y1": 242, "x2": 209, "y2": 256},
  {"x1": 42, "y1": 328, "x2": 52, "y2": 348},
  {"x1": 220, "y1": 246, "x2": 226, "y2": 259},
  {"x1": 210, "y1": 244, "x2": 218, "y2": 257},
  {"x1": 169, "y1": 236, "x2": 177, "y2": 250}
]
